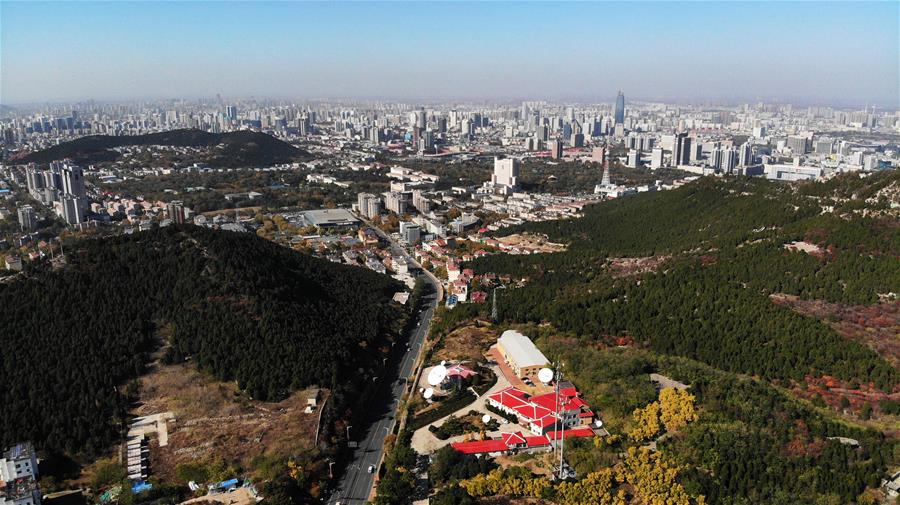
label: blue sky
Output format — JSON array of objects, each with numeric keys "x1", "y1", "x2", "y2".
[{"x1": 1, "y1": 1, "x2": 898, "y2": 106}]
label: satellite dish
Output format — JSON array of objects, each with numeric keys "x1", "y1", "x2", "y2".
[
  {"x1": 538, "y1": 368, "x2": 554, "y2": 384},
  {"x1": 423, "y1": 388, "x2": 434, "y2": 399},
  {"x1": 595, "y1": 419, "x2": 603, "y2": 428},
  {"x1": 482, "y1": 414, "x2": 491, "y2": 424},
  {"x1": 427, "y1": 365, "x2": 448, "y2": 386}
]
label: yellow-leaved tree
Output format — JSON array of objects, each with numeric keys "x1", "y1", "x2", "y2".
[
  {"x1": 554, "y1": 468, "x2": 627, "y2": 505},
  {"x1": 618, "y1": 447, "x2": 706, "y2": 505},
  {"x1": 628, "y1": 401, "x2": 662, "y2": 441},
  {"x1": 659, "y1": 387, "x2": 698, "y2": 432}
]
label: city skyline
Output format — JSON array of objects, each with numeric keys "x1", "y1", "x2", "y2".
[{"x1": 2, "y1": 1, "x2": 898, "y2": 107}]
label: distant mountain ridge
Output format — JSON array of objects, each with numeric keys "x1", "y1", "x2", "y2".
[{"x1": 13, "y1": 128, "x2": 311, "y2": 167}]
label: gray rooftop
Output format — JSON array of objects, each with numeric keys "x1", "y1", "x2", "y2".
[
  {"x1": 301, "y1": 208, "x2": 360, "y2": 227},
  {"x1": 498, "y1": 330, "x2": 549, "y2": 368}
]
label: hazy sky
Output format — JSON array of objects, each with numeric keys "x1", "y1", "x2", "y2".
[{"x1": 2, "y1": 1, "x2": 898, "y2": 106}]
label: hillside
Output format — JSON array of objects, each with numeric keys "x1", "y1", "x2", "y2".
[
  {"x1": 0, "y1": 226, "x2": 402, "y2": 456},
  {"x1": 470, "y1": 172, "x2": 900, "y2": 391},
  {"x1": 432, "y1": 172, "x2": 900, "y2": 504},
  {"x1": 12, "y1": 129, "x2": 310, "y2": 167}
]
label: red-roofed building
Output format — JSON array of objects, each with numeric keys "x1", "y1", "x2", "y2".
[
  {"x1": 450, "y1": 439, "x2": 508, "y2": 456},
  {"x1": 446, "y1": 364, "x2": 477, "y2": 381},
  {"x1": 487, "y1": 386, "x2": 595, "y2": 436},
  {"x1": 450, "y1": 428, "x2": 593, "y2": 456}
]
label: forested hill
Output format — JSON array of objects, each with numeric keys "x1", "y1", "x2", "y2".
[
  {"x1": 13, "y1": 128, "x2": 310, "y2": 167},
  {"x1": 469, "y1": 172, "x2": 900, "y2": 390},
  {"x1": 0, "y1": 226, "x2": 402, "y2": 455}
]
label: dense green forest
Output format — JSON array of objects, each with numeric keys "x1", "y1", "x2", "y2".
[
  {"x1": 90, "y1": 166, "x2": 388, "y2": 213},
  {"x1": 538, "y1": 339, "x2": 898, "y2": 505},
  {"x1": 14, "y1": 129, "x2": 309, "y2": 167},
  {"x1": 469, "y1": 173, "x2": 900, "y2": 389},
  {"x1": 0, "y1": 226, "x2": 402, "y2": 456}
]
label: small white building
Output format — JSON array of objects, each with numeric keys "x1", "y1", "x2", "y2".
[{"x1": 1, "y1": 443, "x2": 41, "y2": 505}]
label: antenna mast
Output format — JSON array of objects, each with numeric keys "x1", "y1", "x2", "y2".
[{"x1": 554, "y1": 361, "x2": 566, "y2": 480}]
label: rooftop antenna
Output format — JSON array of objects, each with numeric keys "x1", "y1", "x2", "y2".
[{"x1": 427, "y1": 364, "x2": 448, "y2": 387}]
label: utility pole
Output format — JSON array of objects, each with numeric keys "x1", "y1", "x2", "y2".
[{"x1": 491, "y1": 288, "x2": 498, "y2": 322}]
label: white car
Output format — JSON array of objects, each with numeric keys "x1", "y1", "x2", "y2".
[{"x1": 368, "y1": 464, "x2": 375, "y2": 473}]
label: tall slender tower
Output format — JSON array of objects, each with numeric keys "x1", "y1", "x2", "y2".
[
  {"x1": 614, "y1": 91, "x2": 625, "y2": 125},
  {"x1": 601, "y1": 162, "x2": 612, "y2": 187}
]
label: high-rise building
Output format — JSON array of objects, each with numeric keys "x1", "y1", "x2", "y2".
[
  {"x1": 739, "y1": 143, "x2": 753, "y2": 167},
  {"x1": 369, "y1": 126, "x2": 382, "y2": 144},
  {"x1": 492, "y1": 157, "x2": 520, "y2": 193},
  {"x1": 383, "y1": 191, "x2": 411, "y2": 215},
  {"x1": 17, "y1": 205, "x2": 37, "y2": 231},
  {"x1": 672, "y1": 132, "x2": 692, "y2": 167},
  {"x1": 459, "y1": 119, "x2": 473, "y2": 140},
  {"x1": 863, "y1": 155, "x2": 878, "y2": 171},
  {"x1": 25, "y1": 166, "x2": 44, "y2": 194},
  {"x1": 550, "y1": 140, "x2": 564, "y2": 159},
  {"x1": 61, "y1": 164, "x2": 86, "y2": 199},
  {"x1": 650, "y1": 148, "x2": 664, "y2": 169},
  {"x1": 814, "y1": 138, "x2": 833, "y2": 155},
  {"x1": 614, "y1": 91, "x2": 625, "y2": 124},
  {"x1": 627, "y1": 149, "x2": 641, "y2": 168},
  {"x1": 412, "y1": 190, "x2": 431, "y2": 214},
  {"x1": 570, "y1": 132, "x2": 584, "y2": 148},
  {"x1": 721, "y1": 148, "x2": 737, "y2": 173},
  {"x1": 167, "y1": 200, "x2": 186, "y2": 224},
  {"x1": 61, "y1": 196, "x2": 87, "y2": 225},
  {"x1": 709, "y1": 147, "x2": 723, "y2": 171},
  {"x1": 786, "y1": 136, "x2": 808, "y2": 155},
  {"x1": 399, "y1": 221, "x2": 421, "y2": 245},
  {"x1": 357, "y1": 193, "x2": 383, "y2": 219}
]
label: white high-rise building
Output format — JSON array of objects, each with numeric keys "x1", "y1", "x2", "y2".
[
  {"x1": 627, "y1": 149, "x2": 640, "y2": 168},
  {"x1": 722, "y1": 148, "x2": 737, "y2": 173},
  {"x1": 61, "y1": 196, "x2": 87, "y2": 225},
  {"x1": 61, "y1": 164, "x2": 86, "y2": 199},
  {"x1": 491, "y1": 157, "x2": 519, "y2": 193},
  {"x1": 17, "y1": 205, "x2": 37, "y2": 231},
  {"x1": 650, "y1": 148, "x2": 664, "y2": 169}
]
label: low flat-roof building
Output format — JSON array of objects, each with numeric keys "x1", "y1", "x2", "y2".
[
  {"x1": 1, "y1": 443, "x2": 40, "y2": 505},
  {"x1": 496, "y1": 330, "x2": 549, "y2": 380},
  {"x1": 301, "y1": 208, "x2": 360, "y2": 228}
]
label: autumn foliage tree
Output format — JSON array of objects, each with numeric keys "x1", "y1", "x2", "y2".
[
  {"x1": 629, "y1": 387, "x2": 697, "y2": 441},
  {"x1": 659, "y1": 388, "x2": 698, "y2": 432}
]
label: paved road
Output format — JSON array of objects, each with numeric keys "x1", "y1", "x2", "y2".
[{"x1": 328, "y1": 224, "x2": 441, "y2": 505}]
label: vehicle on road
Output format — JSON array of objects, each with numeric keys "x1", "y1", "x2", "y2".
[{"x1": 368, "y1": 465, "x2": 375, "y2": 473}]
